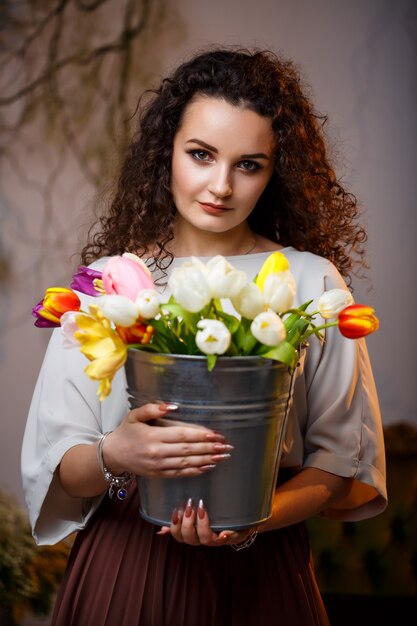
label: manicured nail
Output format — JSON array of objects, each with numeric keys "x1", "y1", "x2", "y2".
[
  {"x1": 171, "y1": 508, "x2": 179, "y2": 525},
  {"x1": 211, "y1": 453, "x2": 231, "y2": 462},
  {"x1": 198, "y1": 499, "x2": 205, "y2": 519},
  {"x1": 213, "y1": 443, "x2": 234, "y2": 452},
  {"x1": 220, "y1": 532, "x2": 229, "y2": 541},
  {"x1": 205, "y1": 433, "x2": 226, "y2": 442},
  {"x1": 200, "y1": 464, "x2": 216, "y2": 471},
  {"x1": 185, "y1": 498, "x2": 193, "y2": 518},
  {"x1": 159, "y1": 402, "x2": 179, "y2": 412}
]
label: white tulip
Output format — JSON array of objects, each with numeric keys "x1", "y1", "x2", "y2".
[
  {"x1": 231, "y1": 282, "x2": 265, "y2": 320},
  {"x1": 205, "y1": 256, "x2": 247, "y2": 298},
  {"x1": 195, "y1": 319, "x2": 231, "y2": 355},
  {"x1": 97, "y1": 295, "x2": 139, "y2": 327},
  {"x1": 317, "y1": 288, "x2": 354, "y2": 319},
  {"x1": 60, "y1": 311, "x2": 81, "y2": 348},
  {"x1": 168, "y1": 262, "x2": 212, "y2": 312},
  {"x1": 251, "y1": 311, "x2": 286, "y2": 346},
  {"x1": 135, "y1": 289, "x2": 160, "y2": 319},
  {"x1": 263, "y1": 271, "x2": 296, "y2": 313}
]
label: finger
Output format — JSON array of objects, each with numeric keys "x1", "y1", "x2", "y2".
[
  {"x1": 139, "y1": 460, "x2": 227, "y2": 479},
  {"x1": 170, "y1": 508, "x2": 185, "y2": 543},
  {"x1": 157, "y1": 425, "x2": 229, "y2": 445},
  {"x1": 126, "y1": 402, "x2": 179, "y2": 424},
  {"x1": 195, "y1": 502, "x2": 241, "y2": 546},
  {"x1": 196, "y1": 498, "x2": 250, "y2": 545},
  {"x1": 148, "y1": 440, "x2": 233, "y2": 461},
  {"x1": 156, "y1": 451, "x2": 232, "y2": 472},
  {"x1": 157, "y1": 464, "x2": 217, "y2": 478},
  {"x1": 179, "y1": 499, "x2": 200, "y2": 546},
  {"x1": 195, "y1": 499, "x2": 223, "y2": 546},
  {"x1": 218, "y1": 529, "x2": 255, "y2": 545}
]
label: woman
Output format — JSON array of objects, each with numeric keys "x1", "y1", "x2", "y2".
[{"x1": 22, "y1": 48, "x2": 386, "y2": 625}]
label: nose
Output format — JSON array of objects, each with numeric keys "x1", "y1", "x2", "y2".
[{"x1": 207, "y1": 166, "x2": 232, "y2": 198}]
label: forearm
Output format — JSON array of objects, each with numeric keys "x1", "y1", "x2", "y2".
[
  {"x1": 58, "y1": 442, "x2": 108, "y2": 498},
  {"x1": 261, "y1": 467, "x2": 353, "y2": 532}
]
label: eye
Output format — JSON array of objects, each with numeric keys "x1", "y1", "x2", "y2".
[
  {"x1": 238, "y1": 160, "x2": 262, "y2": 172},
  {"x1": 188, "y1": 149, "x2": 212, "y2": 162}
]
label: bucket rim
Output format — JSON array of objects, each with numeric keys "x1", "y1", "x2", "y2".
[{"x1": 126, "y1": 347, "x2": 294, "y2": 370}]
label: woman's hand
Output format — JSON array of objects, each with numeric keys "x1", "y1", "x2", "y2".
[
  {"x1": 157, "y1": 499, "x2": 256, "y2": 548},
  {"x1": 102, "y1": 402, "x2": 233, "y2": 478}
]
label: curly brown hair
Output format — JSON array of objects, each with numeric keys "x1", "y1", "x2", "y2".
[{"x1": 82, "y1": 47, "x2": 367, "y2": 280}]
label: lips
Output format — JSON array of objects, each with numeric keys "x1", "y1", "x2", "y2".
[{"x1": 198, "y1": 202, "x2": 232, "y2": 214}]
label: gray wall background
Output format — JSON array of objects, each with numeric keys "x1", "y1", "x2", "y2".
[{"x1": 1, "y1": 0, "x2": 416, "y2": 505}]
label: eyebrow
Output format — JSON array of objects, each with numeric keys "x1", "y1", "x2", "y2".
[{"x1": 186, "y1": 138, "x2": 271, "y2": 160}]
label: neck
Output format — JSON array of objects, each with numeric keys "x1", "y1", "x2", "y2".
[{"x1": 170, "y1": 223, "x2": 257, "y2": 258}]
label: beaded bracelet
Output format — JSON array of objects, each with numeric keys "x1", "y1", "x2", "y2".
[
  {"x1": 230, "y1": 528, "x2": 259, "y2": 551},
  {"x1": 97, "y1": 431, "x2": 133, "y2": 501}
]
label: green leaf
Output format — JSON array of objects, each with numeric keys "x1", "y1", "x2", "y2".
[
  {"x1": 287, "y1": 318, "x2": 310, "y2": 346},
  {"x1": 226, "y1": 341, "x2": 239, "y2": 356},
  {"x1": 240, "y1": 317, "x2": 252, "y2": 332},
  {"x1": 242, "y1": 333, "x2": 258, "y2": 355},
  {"x1": 161, "y1": 303, "x2": 200, "y2": 333},
  {"x1": 283, "y1": 301, "x2": 314, "y2": 330},
  {"x1": 233, "y1": 323, "x2": 246, "y2": 349},
  {"x1": 215, "y1": 310, "x2": 241, "y2": 334},
  {"x1": 147, "y1": 319, "x2": 183, "y2": 353},
  {"x1": 207, "y1": 354, "x2": 217, "y2": 371},
  {"x1": 261, "y1": 341, "x2": 298, "y2": 369}
]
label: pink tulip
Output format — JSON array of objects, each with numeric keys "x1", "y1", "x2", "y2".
[{"x1": 102, "y1": 255, "x2": 155, "y2": 301}]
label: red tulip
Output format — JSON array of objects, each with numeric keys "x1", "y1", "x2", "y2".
[
  {"x1": 338, "y1": 304, "x2": 379, "y2": 339},
  {"x1": 32, "y1": 288, "x2": 81, "y2": 327}
]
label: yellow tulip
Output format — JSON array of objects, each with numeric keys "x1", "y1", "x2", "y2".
[
  {"x1": 74, "y1": 305, "x2": 127, "y2": 400},
  {"x1": 255, "y1": 252, "x2": 290, "y2": 292}
]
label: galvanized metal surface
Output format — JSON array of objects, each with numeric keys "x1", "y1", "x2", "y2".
[{"x1": 125, "y1": 349, "x2": 294, "y2": 530}]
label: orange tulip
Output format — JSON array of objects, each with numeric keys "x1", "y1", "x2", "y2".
[
  {"x1": 116, "y1": 322, "x2": 155, "y2": 345},
  {"x1": 338, "y1": 304, "x2": 379, "y2": 339},
  {"x1": 32, "y1": 288, "x2": 81, "y2": 327}
]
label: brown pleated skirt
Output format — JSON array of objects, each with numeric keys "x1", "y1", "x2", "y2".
[{"x1": 52, "y1": 481, "x2": 330, "y2": 626}]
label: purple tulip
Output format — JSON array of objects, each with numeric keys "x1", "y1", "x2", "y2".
[
  {"x1": 32, "y1": 301, "x2": 60, "y2": 328},
  {"x1": 70, "y1": 266, "x2": 103, "y2": 296}
]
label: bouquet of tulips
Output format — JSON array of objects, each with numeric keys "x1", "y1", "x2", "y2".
[{"x1": 32, "y1": 252, "x2": 379, "y2": 400}]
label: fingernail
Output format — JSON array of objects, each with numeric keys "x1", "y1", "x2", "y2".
[
  {"x1": 159, "y1": 402, "x2": 179, "y2": 412},
  {"x1": 213, "y1": 443, "x2": 234, "y2": 452},
  {"x1": 220, "y1": 532, "x2": 229, "y2": 541},
  {"x1": 211, "y1": 453, "x2": 231, "y2": 462},
  {"x1": 198, "y1": 499, "x2": 205, "y2": 519},
  {"x1": 171, "y1": 508, "x2": 179, "y2": 525},
  {"x1": 200, "y1": 464, "x2": 216, "y2": 471},
  {"x1": 205, "y1": 433, "x2": 226, "y2": 442},
  {"x1": 185, "y1": 498, "x2": 193, "y2": 518}
]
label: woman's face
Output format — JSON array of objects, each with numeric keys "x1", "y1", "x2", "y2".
[{"x1": 171, "y1": 96, "x2": 275, "y2": 239}]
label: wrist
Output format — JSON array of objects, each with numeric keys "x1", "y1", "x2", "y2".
[
  {"x1": 230, "y1": 527, "x2": 258, "y2": 551},
  {"x1": 97, "y1": 432, "x2": 133, "y2": 501},
  {"x1": 100, "y1": 431, "x2": 126, "y2": 475}
]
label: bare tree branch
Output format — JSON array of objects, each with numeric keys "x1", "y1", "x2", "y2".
[{"x1": 0, "y1": 0, "x2": 183, "y2": 290}]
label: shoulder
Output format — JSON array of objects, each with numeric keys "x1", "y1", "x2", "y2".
[
  {"x1": 87, "y1": 256, "x2": 110, "y2": 271},
  {"x1": 284, "y1": 248, "x2": 347, "y2": 289}
]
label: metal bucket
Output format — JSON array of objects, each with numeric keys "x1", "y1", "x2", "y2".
[{"x1": 125, "y1": 349, "x2": 295, "y2": 530}]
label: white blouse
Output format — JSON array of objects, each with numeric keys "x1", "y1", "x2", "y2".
[{"x1": 21, "y1": 248, "x2": 387, "y2": 544}]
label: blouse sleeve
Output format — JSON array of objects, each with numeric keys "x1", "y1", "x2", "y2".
[
  {"x1": 21, "y1": 316, "x2": 129, "y2": 545},
  {"x1": 295, "y1": 256, "x2": 387, "y2": 521}
]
